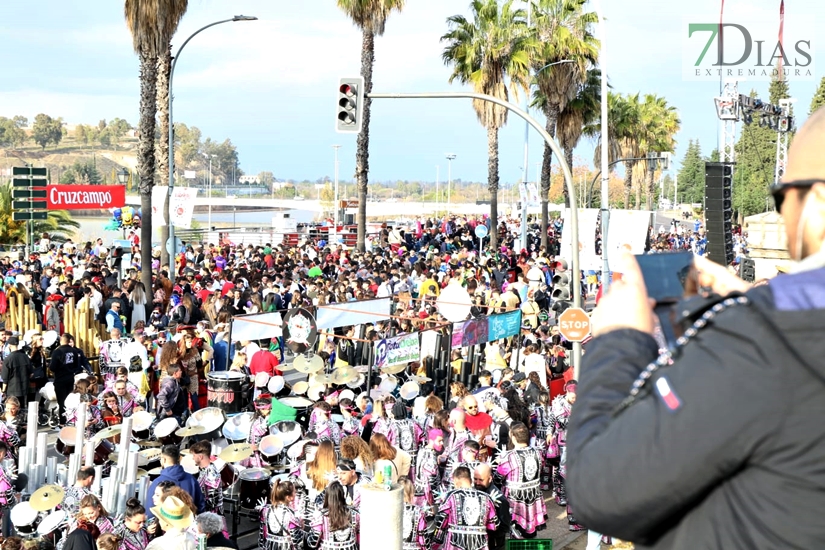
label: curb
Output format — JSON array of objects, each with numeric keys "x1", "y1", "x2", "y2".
[{"x1": 556, "y1": 530, "x2": 588, "y2": 549}]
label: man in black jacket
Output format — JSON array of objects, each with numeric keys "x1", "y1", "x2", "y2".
[
  {"x1": 50, "y1": 334, "x2": 83, "y2": 424},
  {"x1": 1, "y1": 337, "x2": 30, "y2": 406},
  {"x1": 567, "y1": 107, "x2": 825, "y2": 549},
  {"x1": 474, "y1": 463, "x2": 510, "y2": 550}
]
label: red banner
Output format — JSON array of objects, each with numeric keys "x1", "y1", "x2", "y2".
[{"x1": 46, "y1": 185, "x2": 126, "y2": 210}]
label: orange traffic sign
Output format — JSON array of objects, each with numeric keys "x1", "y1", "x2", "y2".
[{"x1": 557, "y1": 307, "x2": 591, "y2": 342}]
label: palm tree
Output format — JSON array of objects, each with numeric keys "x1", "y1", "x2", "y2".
[
  {"x1": 638, "y1": 94, "x2": 680, "y2": 210},
  {"x1": 337, "y1": 0, "x2": 406, "y2": 252},
  {"x1": 531, "y1": 0, "x2": 598, "y2": 248},
  {"x1": 555, "y1": 68, "x2": 601, "y2": 206},
  {"x1": 155, "y1": 0, "x2": 188, "y2": 267},
  {"x1": 442, "y1": 0, "x2": 535, "y2": 251},
  {"x1": 0, "y1": 183, "x2": 79, "y2": 245},
  {"x1": 125, "y1": 0, "x2": 165, "y2": 294},
  {"x1": 615, "y1": 93, "x2": 642, "y2": 209},
  {"x1": 585, "y1": 90, "x2": 628, "y2": 206}
]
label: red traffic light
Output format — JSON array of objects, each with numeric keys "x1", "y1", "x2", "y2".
[{"x1": 339, "y1": 83, "x2": 355, "y2": 96}]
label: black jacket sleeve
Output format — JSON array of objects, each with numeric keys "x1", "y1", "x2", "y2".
[{"x1": 566, "y1": 304, "x2": 787, "y2": 544}]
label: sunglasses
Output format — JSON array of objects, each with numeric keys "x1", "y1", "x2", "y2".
[{"x1": 770, "y1": 179, "x2": 822, "y2": 211}]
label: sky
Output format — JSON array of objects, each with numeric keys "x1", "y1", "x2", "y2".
[{"x1": 0, "y1": 0, "x2": 822, "y2": 186}]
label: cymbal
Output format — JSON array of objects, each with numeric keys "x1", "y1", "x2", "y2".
[
  {"x1": 331, "y1": 367, "x2": 358, "y2": 385},
  {"x1": 94, "y1": 425, "x2": 122, "y2": 441},
  {"x1": 137, "y1": 440, "x2": 162, "y2": 448},
  {"x1": 410, "y1": 375, "x2": 432, "y2": 383},
  {"x1": 139, "y1": 448, "x2": 162, "y2": 462},
  {"x1": 136, "y1": 468, "x2": 149, "y2": 479},
  {"x1": 311, "y1": 373, "x2": 332, "y2": 385},
  {"x1": 381, "y1": 363, "x2": 407, "y2": 375},
  {"x1": 219, "y1": 444, "x2": 253, "y2": 463},
  {"x1": 278, "y1": 359, "x2": 295, "y2": 372},
  {"x1": 176, "y1": 425, "x2": 206, "y2": 438},
  {"x1": 30, "y1": 485, "x2": 64, "y2": 512},
  {"x1": 293, "y1": 354, "x2": 323, "y2": 374}
]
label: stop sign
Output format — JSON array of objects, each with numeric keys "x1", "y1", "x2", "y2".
[{"x1": 557, "y1": 307, "x2": 591, "y2": 342}]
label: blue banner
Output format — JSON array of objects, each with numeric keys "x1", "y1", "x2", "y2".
[{"x1": 488, "y1": 310, "x2": 522, "y2": 341}]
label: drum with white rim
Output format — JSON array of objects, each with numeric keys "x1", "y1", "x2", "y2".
[
  {"x1": 239, "y1": 468, "x2": 270, "y2": 510},
  {"x1": 11, "y1": 501, "x2": 39, "y2": 536},
  {"x1": 207, "y1": 371, "x2": 247, "y2": 413},
  {"x1": 37, "y1": 510, "x2": 66, "y2": 542},
  {"x1": 131, "y1": 410, "x2": 155, "y2": 440},
  {"x1": 279, "y1": 396, "x2": 313, "y2": 429},
  {"x1": 154, "y1": 417, "x2": 181, "y2": 445}
]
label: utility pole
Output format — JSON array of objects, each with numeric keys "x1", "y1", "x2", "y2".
[
  {"x1": 435, "y1": 165, "x2": 440, "y2": 218},
  {"x1": 333, "y1": 145, "x2": 341, "y2": 230},
  {"x1": 446, "y1": 154, "x2": 456, "y2": 212}
]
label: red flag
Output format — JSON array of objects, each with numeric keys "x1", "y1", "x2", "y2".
[{"x1": 778, "y1": 0, "x2": 785, "y2": 79}]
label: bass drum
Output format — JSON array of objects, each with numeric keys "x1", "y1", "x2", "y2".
[
  {"x1": 279, "y1": 397, "x2": 313, "y2": 429},
  {"x1": 238, "y1": 468, "x2": 270, "y2": 510},
  {"x1": 207, "y1": 371, "x2": 246, "y2": 414}
]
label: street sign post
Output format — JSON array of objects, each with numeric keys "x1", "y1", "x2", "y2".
[
  {"x1": 474, "y1": 224, "x2": 488, "y2": 253},
  {"x1": 557, "y1": 307, "x2": 591, "y2": 342},
  {"x1": 11, "y1": 166, "x2": 49, "y2": 256},
  {"x1": 12, "y1": 212, "x2": 48, "y2": 221}
]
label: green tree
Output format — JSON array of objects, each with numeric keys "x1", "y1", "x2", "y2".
[
  {"x1": 202, "y1": 138, "x2": 241, "y2": 184},
  {"x1": 442, "y1": 0, "x2": 535, "y2": 250},
  {"x1": 31, "y1": 114, "x2": 63, "y2": 150},
  {"x1": 0, "y1": 118, "x2": 26, "y2": 149},
  {"x1": 12, "y1": 116, "x2": 27, "y2": 129},
  {"x1": 337, "y1": 0, "x2": 406, "y2": 252},
  {"x1": 173, "y1": 123, "x2": 202, "y2": 168},
  {"x1": 733, "y1": 91, "x2": 777, "y2": 218},
  {"x1": 258, "y1": 171, "x2": 274, "y2": 187},
  {"x1": 107, "y1": 118, "x2": 132, "y2": 149},
  {"x1": 0, "y1": 182, "x2": 79, "y2": 245},
  {"x1": 637, "y1": 94, "x2": 680, "y2": 210},
  {"x1": 676, "y1": 139, "x2": 705, "y2": 204},
  {"x1": 810, "y1": 77, "x2": 825, "y2": 115},
  {"x1": 59, "y1": 161, "x2": 103, "y2": 185},
  {"x1": 530, "y1": 0, "x2": 598, "y2": 243},
  {"x1": 707, "y1": 148, "x2": 720, "y2": 162}
]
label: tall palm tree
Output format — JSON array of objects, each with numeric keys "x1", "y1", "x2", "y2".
[
  {"x1": 585, "y1": 90, "x2": 629, "y2": 206},
  {"x1": 155, "y1": 0, "x2": 188, "y2": 267},
  {"x1": 638, "y1": 94, "x2": 680, "y2": 210},
  {"x1": 555, "y1": 68, "x2": 601, "y2": 206},
  {"x1": 337, "y1": 0, "x2": 406, "y2": 252},
  {"x1": 125, "y1": 0, "x2": 165, "y2": 294},
  {"x1": 442, "y1": 0, "x2": 535, "y2": 251},
  {"x1": 531, "y1": 0, "x2": 598, "y2": 248},
  {"x1": 615, "y1": 93, "x2": 642, "y2": 209},
  {"x1": 0, "y1": 183, "x2": 79, "y2": 245}
]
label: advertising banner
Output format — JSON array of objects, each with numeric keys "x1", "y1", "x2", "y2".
[
  {"x1": 488, "y1": 310, "x2": 522, "y2": 341},
  {"x1": 374, "y1": 332, "x2": 420, "y2": 369},
  {"x1": 452, "y1": 318, "x2": 490, "y2": 348},
  {"x1": 170, "y1": 187, "x2": 199, "y2": 229},
  {"x1": 46, "y1": 185, "x2": 125, "y2": 210}
]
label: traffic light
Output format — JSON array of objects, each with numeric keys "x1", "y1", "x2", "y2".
[
  {"x1": 336, "y1": 77, "x2": 365, "y2": 134},
  {"x1": 551, "y1": 271, "x2": 572, "y2": 301}
]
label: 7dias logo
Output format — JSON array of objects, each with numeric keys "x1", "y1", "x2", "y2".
[{"x1": 682, "y1": 12, "x2": 816, "y2": 81}]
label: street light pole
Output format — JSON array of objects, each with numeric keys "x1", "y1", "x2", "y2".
[
  {"x1": 435, "y1": 165, "x2": 440, "y2": 218},
  {"x1": 522, "y1": 54, "x2": 576, "y2": 251},
  {"x1": 167, "y1": 14, "x2": 257, "y2": 255},
  {"x1": 446, "y1": 154, "x2": 456, "y2": 212},
  {"x1": 333, "y1": 145, "x2": 341, "y2": 231},
  {"x1": 596, "y1": 0, "x2": 611, "y2": 295}
]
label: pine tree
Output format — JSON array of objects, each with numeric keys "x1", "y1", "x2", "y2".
[
  {"x1": 810, "y1": 77, "x2": 825, "y2": 115},
  {"x1": 677, "y1": 139, "x2": 706, "y2": 204}
]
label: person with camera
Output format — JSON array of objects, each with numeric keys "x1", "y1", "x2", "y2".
[{"x1": 566, "y1": 108, "x2": 825, "y2": 548}]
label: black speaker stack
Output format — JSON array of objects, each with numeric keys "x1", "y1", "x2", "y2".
[{"x1": 704, "y1": 162, "x2": 735, "y2": 265}]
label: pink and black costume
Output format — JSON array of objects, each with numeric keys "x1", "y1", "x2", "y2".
[
  {"x1": 495, "y1": 447, "x2": 547, "y2": 535},
  {"x1": 432, "y1": 488, "x2": 499, "y2": 550},
  {"x1": 113, "y1": 522, "x2": 149, "y2": 550},
  {"x1": 413, "y1": 446, "x2": 441, "y2": 507},
  {"x1": 307, "y1": 508, "x2": 360, "y2": 550},
  {"x1": 198, "y1": 461, "x2": 224, "y2": 515},
  {"x1": 259, "y1": 503, "x2": 304, "y2": 550}
]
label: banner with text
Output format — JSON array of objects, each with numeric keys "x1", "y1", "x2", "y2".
[
  {"x1": 374, "y1": 332, "x2": 421, "y2": 369},
  {"x1": 47, "y1": 185, "x2": 125, "y2": 210},
  {"x1": 450, "y1": 310, "x2": 523, "y2": 347},
  {"x1": 488, "y1": 310, "x2": 522, "y2": 341},
  {"x1": 170, "y1": 187, "x2": 199, "y2": 229}
]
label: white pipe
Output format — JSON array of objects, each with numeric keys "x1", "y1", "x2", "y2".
[{"x1": 597, "y1": 0, "x2": 610, "y2": 297}]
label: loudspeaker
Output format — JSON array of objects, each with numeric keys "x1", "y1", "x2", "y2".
[
  {"x1": 705, "y1": 162, "x2": 735, "y2": 265},
  {"x1": 739, "y1": 258, "x2": 756, "y2": 282}
]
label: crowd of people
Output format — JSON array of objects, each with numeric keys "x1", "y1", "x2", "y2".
[{"x1": 0, "y1": 210, "x2": 624, "y2": 550}]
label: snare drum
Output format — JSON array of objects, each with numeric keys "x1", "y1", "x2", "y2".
[
  {"x1": 279, "y1": 397, "x2": 314, "y2": 429},
  {"x1": 131, "y1": 410, "x2": 155, "y2": 440},
  {"x1": 154, "y1": 417, "x2": 182, "y2": 445},
  {"x1": 11, "y1": 501, "x2": 39, "y2": 536},
  {"x1": 37, "y1": 510, "x2": 67, "y2": 543},
  {"x1": 213, "y1": 458, "x2": 240, "y2": 490},
  {"x1": 238, "y1": 468, "x2": 270, "y2": 510},
  {"x1": 55, "y1": 426, "x2": 77, "y2": 457},
  {"x1": 94, "y1": 439, "x2": 115, "y2": 465}
]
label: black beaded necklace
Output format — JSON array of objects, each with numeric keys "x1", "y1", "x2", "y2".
[{"x1": 613, "y1": 295, "x2": 751, "y2": 416}]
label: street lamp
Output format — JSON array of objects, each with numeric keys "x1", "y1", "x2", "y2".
[
  {"x1": 521, "y1": 58, "x2": 575, "y2": 249},
  {"x1": 167, "y1": 14, "x2": 257, "y2": 258},
  {"x1": 446, "y1": 154, "x2": 456, "y2": 212},
  {"x1": 202, "y1": 153, "x2": 216, "y2": 230},
  {"x1": 116, "y1": 168, "x2": 129, "y2": 185}
]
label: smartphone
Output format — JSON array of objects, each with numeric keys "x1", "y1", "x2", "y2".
[
  {"x1": 635, "y1": 251, "x2": 696, "y2": 304},
  {"x1": 635, "y1": 252, "x2": 697, "y2": 348}
]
